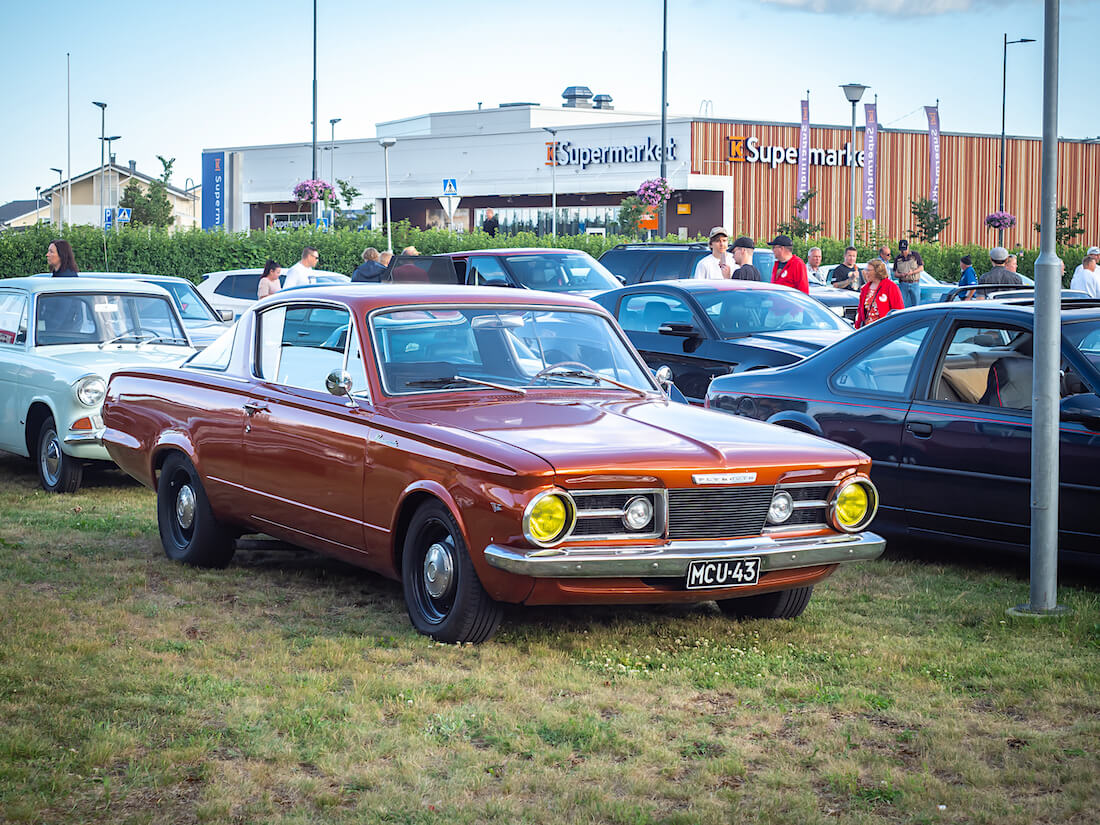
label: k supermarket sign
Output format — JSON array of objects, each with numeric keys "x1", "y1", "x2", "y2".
[
  {"x1": 201, "y1": 151, "x2": 225, "y2": 230},
  {"x1": 545, "y1": 136, "x2": 678, "y2": 170},
  {"x1": 725, "y1": 136, "x2": 863, "y2": 169}
]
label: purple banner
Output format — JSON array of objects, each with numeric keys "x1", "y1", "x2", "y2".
[
  {"x1": 861, "y1": 103, "x2": 878, "y2": 220},
  {"x1": 925, "y1": 105, "x2": 940, "y2": 204},
  {"x1": 796, "y1": 99, "x2": 810, "y2": 218}
]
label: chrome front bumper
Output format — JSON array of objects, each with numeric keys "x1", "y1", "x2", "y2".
[{"x1": 484, "y1": 531, "x2": 885, "y2": 578}]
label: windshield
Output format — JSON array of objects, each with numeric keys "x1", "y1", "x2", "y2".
[
  {"x1": 695, "y1": 288, "x2": 850, "y2": 338},
  {"x1": 504, "y1": 253, "x2": 620, "y2": 292},
  {"x1": 153, "y1": 280, "x2": 220, "y2": 322},
  {"x1": 35, "y1": 292, "x2": 188, "y2": 346},
  {"x1": 1064, "y1": 319, "x2": 1100, "y2": 380},
  {"x1": 371, "y1": 306, "x2": 655, "y2": 395}
]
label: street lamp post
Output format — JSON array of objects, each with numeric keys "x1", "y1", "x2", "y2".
[
  {"x1": 184, "y1": 177, "x2": 197, "y2": 224},
  {"x1": 329, "y1": 117, "x2": 341, "y2": 228},
  {"x1": 1000, "y1": 34, "x2": 1036, "y2": 247},
  {"x1": 50, "y1": 168, "x2": 63, "y2": 231},
  {"x1": 379, "y1": 137, "x2": 396, "y2": 253},
  {"x1": 541, "y1": 127, "x2": 558, "y2": 237},
  {"x1": 840, "y1": 83, "x2": 868, "y2": 248},
  {"x1": 35, "y1": 186, "x2": 42, "y2": 224},
  {"x1": 92, "y1": 101, "x2": 107, "y2": 229}
]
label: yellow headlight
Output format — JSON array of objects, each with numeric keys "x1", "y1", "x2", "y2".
[
  {"x1": 836, "y1": 483, "x2": 869, "y2": 528},
  {"x1": 528, "y1": 494, "x2": 568, "y2": 543}
]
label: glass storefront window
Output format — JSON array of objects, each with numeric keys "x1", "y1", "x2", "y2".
[{"x1": 475, "y1": 206, "x2": 624, "y2": 237}]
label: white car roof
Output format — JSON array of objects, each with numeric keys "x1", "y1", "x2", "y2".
[{"x1": 1, "y1": 276, "x2": 175, "y2": 298}]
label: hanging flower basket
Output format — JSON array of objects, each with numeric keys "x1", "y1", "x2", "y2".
[
  {"x1": 984, "y1": 211, "x2": 1017, "y2": 231},
  {"x1": 636, "y1": 178, "x2": 674, "y2": 207},
  {"x1": 293, "y1": 179, "x2": 336, "y2": 206}
]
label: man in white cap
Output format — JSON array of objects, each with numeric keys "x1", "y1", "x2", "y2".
[
  {"x1": 1070, "y1": 252, "x2": 1100, "y2": 298},
  {"x1": 1071, "y1": 245, "x2": 1100, "y2": 283},
  {"x1": 978, "y1": 246, "x2": 1023, "y2": 286},
  {"x1": 694, "y1": 227, "x2": 735, "y2": 279}
]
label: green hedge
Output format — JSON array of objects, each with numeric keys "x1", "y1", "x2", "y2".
[{"x1": 1, "y1": 223, "x2": 1088, "y2": 286}]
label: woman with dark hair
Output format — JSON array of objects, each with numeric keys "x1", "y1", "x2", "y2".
[
  {"x1": 257, "y1": 259, "x2": 282, "y2": 298},
  {"x1": 855, "y1": 259, "x2": 904, "y2": 329},
  {"x1": 46, "y1": 239, "x2": 79, "y2": 277}
]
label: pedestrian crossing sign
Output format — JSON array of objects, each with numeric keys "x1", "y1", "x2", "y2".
[
  {"x1": 116, "y1": 208, "x2": 132, "y2": 223},
  {"x1": 442, "y1": 178, "x2": 458, "y2": 196}
]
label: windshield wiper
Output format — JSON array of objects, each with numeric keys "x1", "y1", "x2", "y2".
[
  {"x1": 137, "y1": 335, "x2": 189, "y2": 348},
  {"x1": 528, "y1": 366, "x2": 647, "y2": 397},
  {"x1": 405, "y1": 376, "x2": 526, "y2": 396},
  {"x1": 99, "y1": 329, "x2": 153, "y2": 349}
]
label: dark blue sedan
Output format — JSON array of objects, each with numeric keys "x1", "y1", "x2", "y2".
[
  {"x1": 705, "y1": 299, "x2": 1100, "y2": 557},
  {"x1": 594, "y1": 280, "x2": 852, "y2": 405}
]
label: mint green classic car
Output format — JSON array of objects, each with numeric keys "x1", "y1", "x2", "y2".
[{"x1": 0, "y1": 277, "x2": 196, "y2": 492}]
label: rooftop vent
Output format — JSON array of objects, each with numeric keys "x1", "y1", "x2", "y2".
[
  {"x1": 593, "y1": 94, "x2": 614, "y2": 110},
  {"x1": 562, "y1": 86, "x2": 593, "y2": 108}
]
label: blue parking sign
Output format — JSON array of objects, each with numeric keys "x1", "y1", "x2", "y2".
[{"x1": 104, "y1": 208, "x2": 113, "y2": 228}]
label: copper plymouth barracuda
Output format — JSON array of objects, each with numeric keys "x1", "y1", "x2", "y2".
[{"x1": 101, "y1": 285, "x2": 884, "y2": 643}]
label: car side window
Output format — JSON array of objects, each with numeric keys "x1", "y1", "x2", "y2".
[
  {"x1": 832, "y1": 322, "x2": 934, "y2": 396},
  {"x1": 0, "y1": 293, "x2": 28, "y2": 345},
  {"x1": 932, "y1": 324, "x2": 1033, "y2": 409},
  {"x1": 256, "y1": 304, "x2": 353, "y2": 393},
  {"x1": 618, "y1": 293, "x2": 695, "y2": 334},
  {"x1": 468, "y1": 256, "x2": 509, "y2": 286},
  {"x1": 644, "y1": 253, "x2": 687, "y2": 283}
]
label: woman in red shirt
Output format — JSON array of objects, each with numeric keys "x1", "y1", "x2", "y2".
[{"x1": 855, "y1": 259, "x2": 905, "y2": 329}]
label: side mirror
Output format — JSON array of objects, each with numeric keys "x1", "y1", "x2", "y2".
[
  {"x1": 658, "y1": 323, "x2": 700, "y2": 338},
  {"x1": 1060, "y1": 394, "x2": 1100, "y2": 431},
  {"x1": 654, "y1": 365, "x2": 674, "y2": 391},
  {"x1": 217, "y1": 309, "x2": 234, "y2": 322},
  {"x1": 325, "y1": 369, "x2": 360, "y2": 409}
]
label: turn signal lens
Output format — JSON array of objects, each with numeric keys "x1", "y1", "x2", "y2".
[
  {"x1": 524, "y1": 492, "x2": 574, "y2": 545},
  {"x1": 767, "y1": 491, "x2": 794, "y2": 524},
  {"x1": 835, "y1": 483, "x2": 869, "y2": 529},
  {"x1": 622, "y1": 496, "x2": 654, "y2": 530}
]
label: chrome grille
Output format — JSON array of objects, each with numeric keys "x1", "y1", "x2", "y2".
[
  {"x1": 667, "y1": 486, "x2": 775, "y2": 540},
  {"x1": 567, "y1": 489, "x2": 664, "y2": 541}
]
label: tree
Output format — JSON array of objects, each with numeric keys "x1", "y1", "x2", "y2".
[
  {"x1": 119, "y1": 179, "x2": 173, "y2": 228},
  {"x1": 776, "y1": 189, "x2": 824, "y2": 238},
  {"x1": 617, "y1": 196, "x2": 647, "y2": 238},
  {"x1": 909, "y1": 198, "x2": 950, "y2": 243},
  {"x1": 156, "y1": 155, "x2": 176, "y2": 184},
  {"x1": 1033, "y1": 206, "x2": 1086, "y2": 245},
  {"x1": 332, "y1": 178, "x2": 373, "y2": 229}
]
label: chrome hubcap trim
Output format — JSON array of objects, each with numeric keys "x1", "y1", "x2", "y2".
[
  {"x1": 42, "y1": 436, "x2": 61, "y2": 484},
  {"x1": 175, "y1": 484, "x2": 196, "y2": 530},
  {"x1": 423, "y1": 542, "x2": 454, "y2": 600}
]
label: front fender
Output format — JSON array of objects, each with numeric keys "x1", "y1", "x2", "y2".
[{"x1": 765, "y1": 410, "x2": 823, "y2": 437}]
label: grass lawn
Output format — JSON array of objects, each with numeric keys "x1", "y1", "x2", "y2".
[{"x1": 1, "y1": 454, "x2": 1097, "y2": 825}]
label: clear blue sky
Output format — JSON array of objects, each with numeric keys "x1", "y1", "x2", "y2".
[{"x1": 2, "y1": 0, "x2": 1096, "y2": 206}]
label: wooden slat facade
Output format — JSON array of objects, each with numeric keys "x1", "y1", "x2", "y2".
[{"x1": 691, "y1": 120, "x2": 1099, "y2": 248}]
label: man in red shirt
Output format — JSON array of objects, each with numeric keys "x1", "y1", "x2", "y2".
[{"x1": 767, "y1": 235, "x2": 809, "y2": 293}]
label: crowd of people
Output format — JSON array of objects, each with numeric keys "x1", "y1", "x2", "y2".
[{"x1": 691, "y1": 227, "x2": 1099, "y2": 330}]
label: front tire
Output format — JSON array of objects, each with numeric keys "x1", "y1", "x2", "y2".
[
  {"x1": 717, "y1": 586, "x2": 813, "y2": 620},
  {"x1": 402, "y1": 501, "x2": 502, "y2": 643},
  {"x1": 37, "y1": 416, "x2": 83, "y2": 493},
  {"x1": 156, "y1": 453, "x2": 235, "y2": 568}
]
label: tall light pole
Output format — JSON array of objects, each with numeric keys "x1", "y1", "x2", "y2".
[
  {"x1": 658, "y1": 0, "x2": 668, "y2": 237},
  {"x1": 840, "y1": 83, "x2": 868, "y2": 248},
  {"x1": 184, "y1": 176, "x2": 197, "y2": 224},
  {"x1": 35, "y1": 186, "x2": 42, "y2": 224},
  {"x1": 311, "y1": 0, "x2": 318, "y2": 225},
  {"x1": 92, "y1": 101, "x2": 107, "y2": 229},
  {"x1": 329, "y1": 117, "x2": 341, "y2": 228},
  {"x1": 541, "y1": 127, "x2": 558, "y2": 237},
  {"x1": 379, "y1": 137, "x2": 396, "y2": 253},
  {"x1": 50, "y1": 167, "x2": 63, "y2": 231},
  {"x1": 1000, "y1": 34, "x2": 1036, "y2": 247}
]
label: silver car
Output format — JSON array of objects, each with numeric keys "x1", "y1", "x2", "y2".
[{"x1": 0, "y1": 277, "x2": 196, "y2": 492}]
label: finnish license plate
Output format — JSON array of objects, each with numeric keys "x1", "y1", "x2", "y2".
[{"x1": 685, "y1": 557, "x2": 761, "y2": 590}]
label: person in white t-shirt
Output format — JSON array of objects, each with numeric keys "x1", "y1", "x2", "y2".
[
  {"x1": 693, "y1": 227, "x2": 735, "y2": 279},
  {"x1": 1070, "y1": 254, "x2": 1100, "y2": 298},
  {"x1": 1071, "y1": 245, "x2": 1100, "y2": 284},
  {"x1": 283, "y1": 246, "x2": 319, "y2": 289}
]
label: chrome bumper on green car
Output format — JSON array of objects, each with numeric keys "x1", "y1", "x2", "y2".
[{"x1": 484, "y1": 531, "x2": 886, "y2": 578}]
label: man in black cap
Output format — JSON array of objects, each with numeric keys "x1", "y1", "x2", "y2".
[
  {"x1": 730, "y1": 236, "x2": 761, "y2": 281},
  {"x1": 767, "y1": 234, "x2": 809, "y2": 293},
  {"x1": 892, "y1": 239, "x2": 924, "y2": 307}
]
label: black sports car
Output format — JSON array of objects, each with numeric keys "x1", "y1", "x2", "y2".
[
  {"x1": 593, "y1": 280, "x2": 852, "y2": 405},
  {"x1": 705, "y1": 298, "x2": 1100, "y2": 556}
]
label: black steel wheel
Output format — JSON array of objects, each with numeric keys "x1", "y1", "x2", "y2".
[
  {"x1": 37, "y1": 415, "x2": 83, "y2": 493},
  {"x1": 717, "y1": 586, "x2": 814, "y2": 620},
  {"x1": 156, "y1": 453, "x2": 235, "y2": 568},
  {"x1": 402, "y1": 501, "x2": 502, "y2": 643}
]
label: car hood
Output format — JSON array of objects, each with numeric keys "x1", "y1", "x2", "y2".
[
  {"x1": 183, "y1": 320, "x2": 231, "y2": 348},
  {"x1": 394, "y1": 394, "x2": 864, "y2": 476},
  {"x1": 33, "y1": 345, "x2": 194, "y2": 377},
  {"x1": 810, "y1": 287, "x2": 859, "y2": 306},
  {"x1": 720, "y1": 328, "x2": 849, "y2": 359}
]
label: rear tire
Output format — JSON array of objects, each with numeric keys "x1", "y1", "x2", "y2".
[
  {"x1": 156, "y1": 453, "x2": 235, "y2": 568},
  {"x1": 717, "y1": 586, "x2": 813, "y2": 620},
  {"x1": 402, "y1": 501, "x2": 502, "y2": 643},
  {"x1": 37, "y1": 416, "x2": 83, "y2": 493}
]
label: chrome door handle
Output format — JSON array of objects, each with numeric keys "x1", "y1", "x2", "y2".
[{"x1": 243, "y1": 401, "x2": 269, "y2": 416}]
